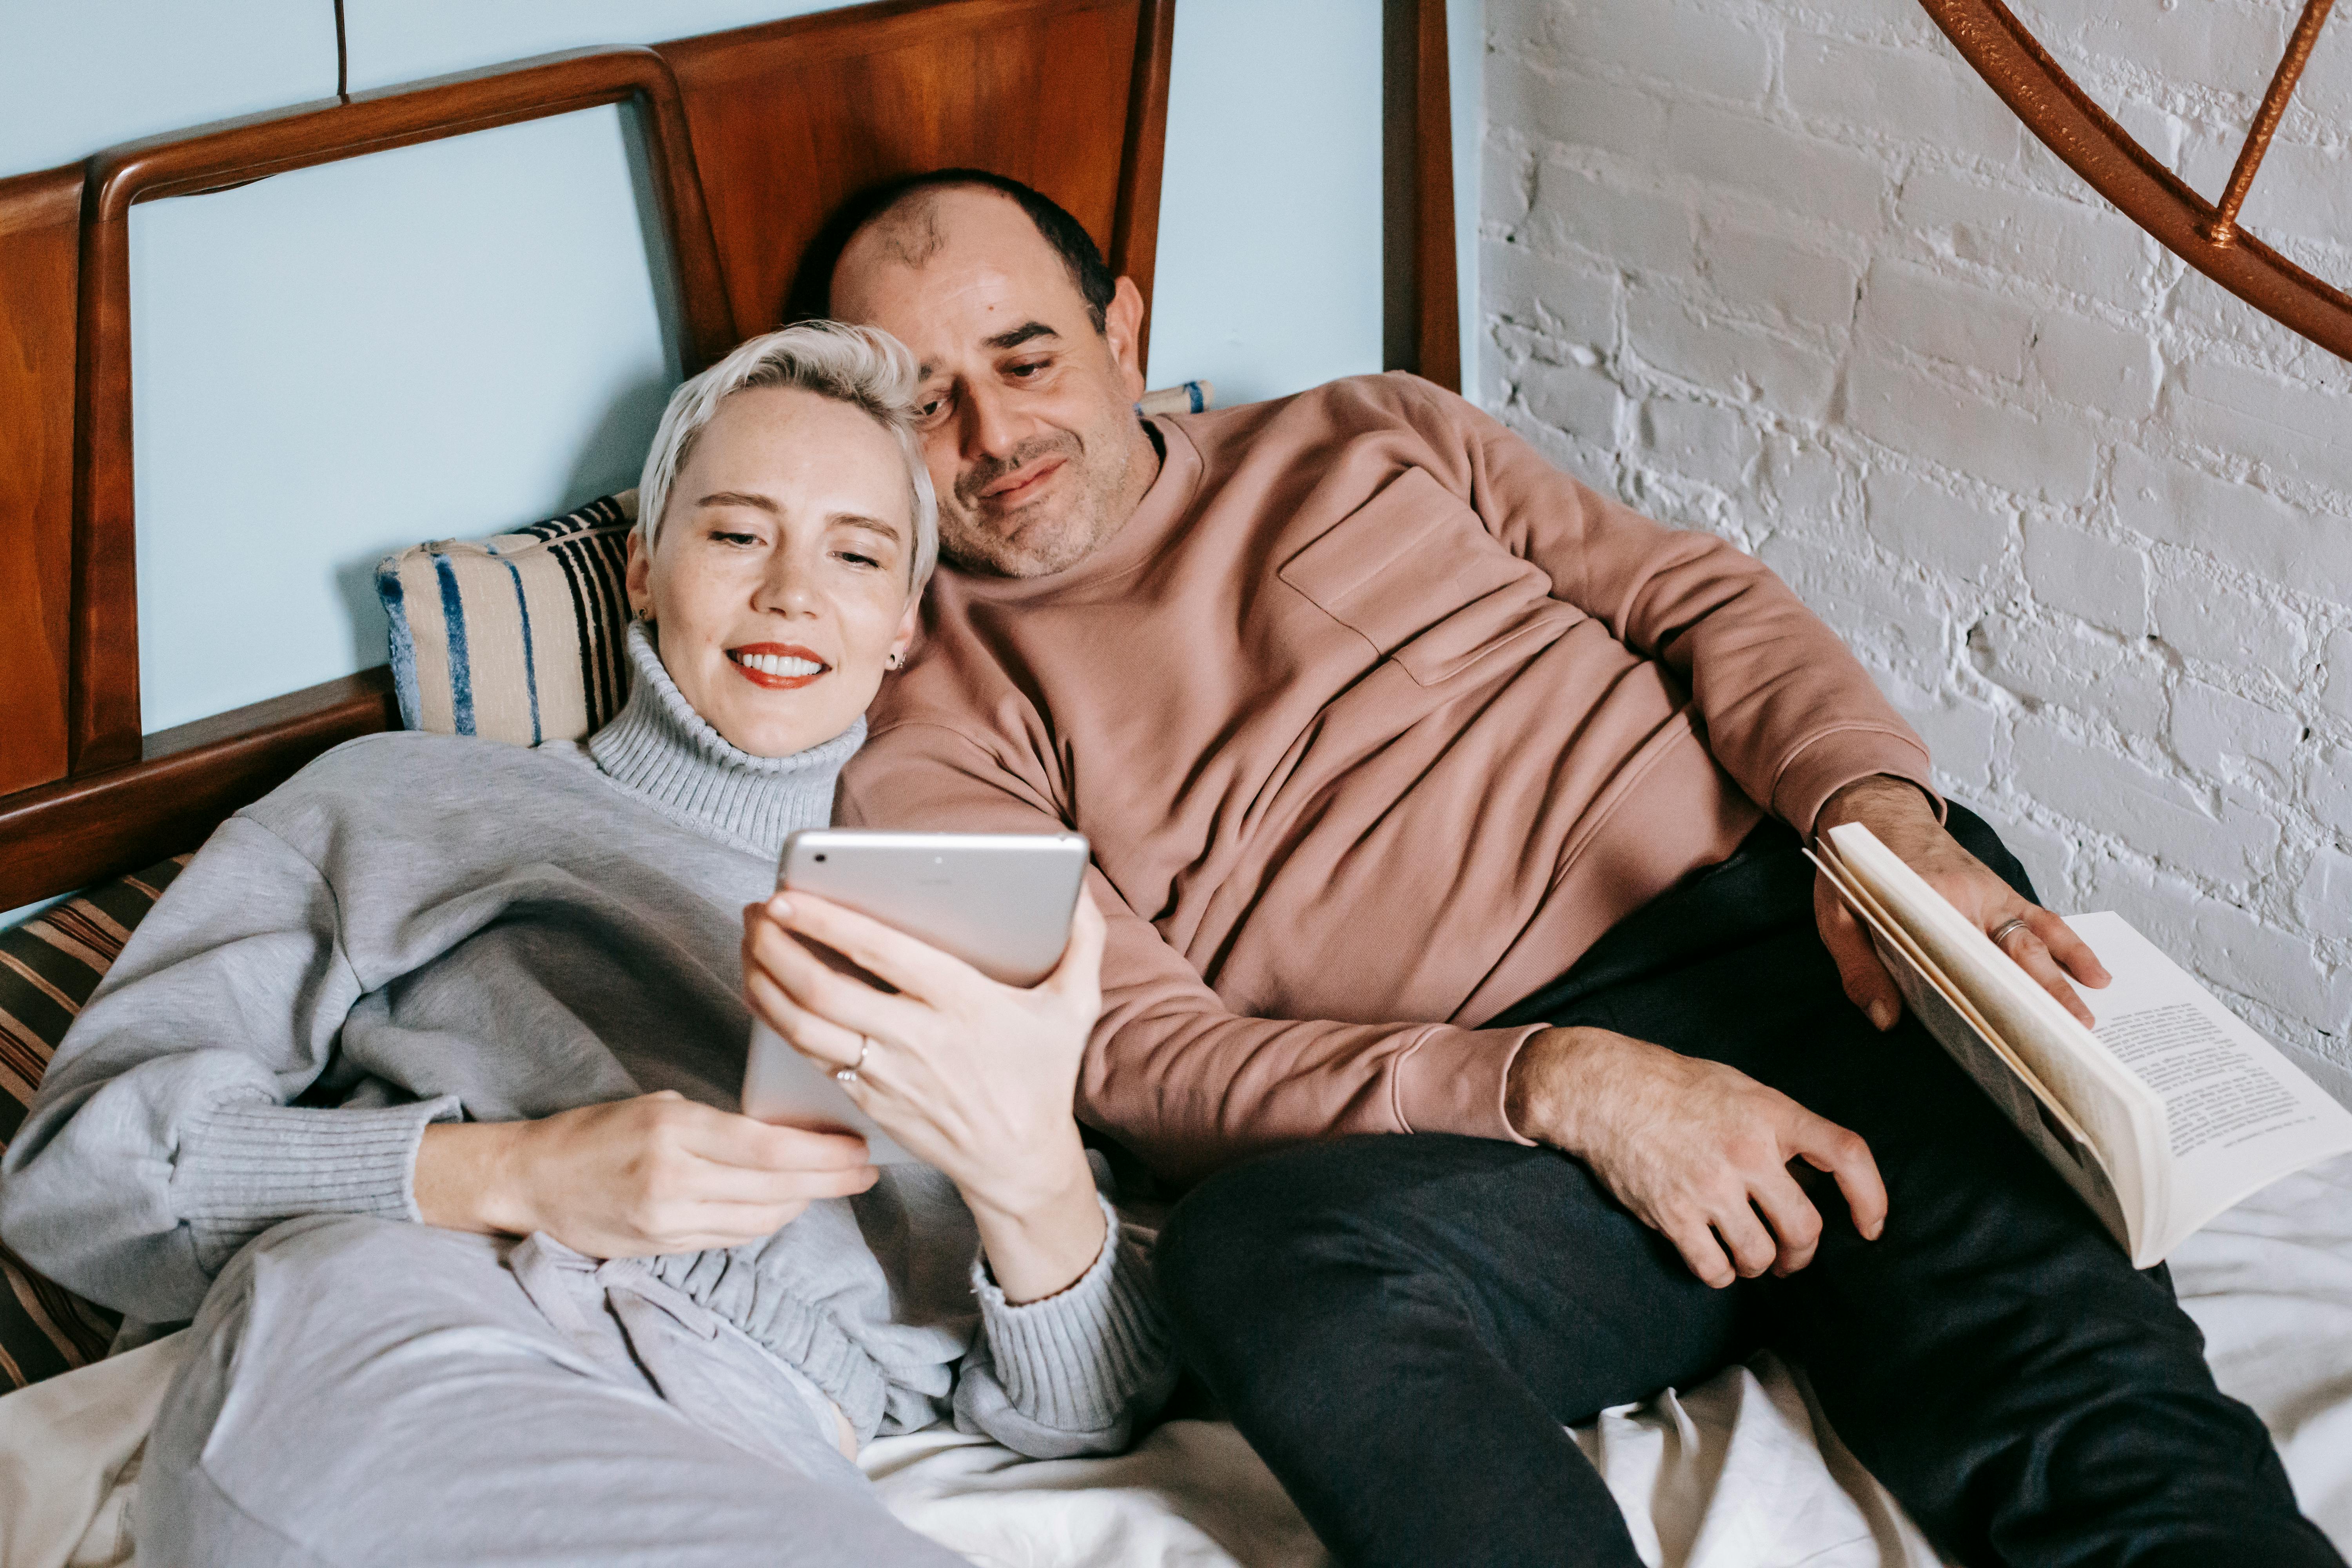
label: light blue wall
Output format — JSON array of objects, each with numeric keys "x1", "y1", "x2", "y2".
[
  {"x1": 1141, "y1": 0, "x2": 1483, "y2": 407},
  {"x1": 0, "y1": 0, "x2": 1477, "y2": 755},
  {"x1": 129, "y1": 107, "x2": 678, "y2": 730},
  {"x1": 336, "y1": 0, "x2": 837, "y2": 91},
  {"x1": 1147, "y1": 0, "x2": 1383, "y2": 407},
  {"x1": 0, "y1": 2, "x2": 334, "y2": 175}
]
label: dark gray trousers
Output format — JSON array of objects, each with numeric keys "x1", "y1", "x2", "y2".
[{"x1": 1159, "y1": 808, "x2": 2343, "y2": 1568}]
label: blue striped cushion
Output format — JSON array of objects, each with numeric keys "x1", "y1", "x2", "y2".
[{"x1": 376, "y1": 493, "x2": 636, "y2": 746}]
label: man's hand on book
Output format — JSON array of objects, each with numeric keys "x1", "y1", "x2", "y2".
[
  {"x1": 1814, "y1": 776, "x2": 2110, "y2": 1029},
  {"x1": 1506, "y1": 1027, "x2": 1888, "y2": 1287}
]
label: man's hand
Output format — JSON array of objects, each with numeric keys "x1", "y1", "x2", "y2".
[
  {"x1": 1505, "y1": 1026, "x2": 1886, "y2": 1287},
  {"x1": 1814, "y1": 775, "x2": 2109, "y2": 1029},
  {"x1": 415, "y1": 1092, "x2": 878, "y2": 1258}
]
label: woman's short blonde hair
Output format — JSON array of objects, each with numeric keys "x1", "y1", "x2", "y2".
[{"x1": 636, "y1": 321, "x2": 939, "y2": 593}]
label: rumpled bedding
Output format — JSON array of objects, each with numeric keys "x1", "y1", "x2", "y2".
[{"x1": 5, "y1": 1154, "x2": 2349, "y2": 1568}]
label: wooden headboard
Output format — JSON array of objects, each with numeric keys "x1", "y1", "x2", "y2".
[
  {"x1": 0, "y1": 0, "x2": 1173, "y2": 910},
  {"x1": 0, "y1": 0, "x2": 1455, "y2": 913}
]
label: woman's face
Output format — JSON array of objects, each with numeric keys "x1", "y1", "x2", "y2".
[{"x1": 626, "y1": 385, "x2": 920, "y2": 758}]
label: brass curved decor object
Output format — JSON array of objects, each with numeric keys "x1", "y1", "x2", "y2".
[{"x1": 1918, "y1": 0, "x2": 2352, "y2": 360}]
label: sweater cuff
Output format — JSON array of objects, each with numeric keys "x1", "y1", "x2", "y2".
[
  {"x1": 171, "y1": 1095, "x2": 461, "y2": 1276},
  {"x1": 1392, "y1": 1024, "x2": 1542, "y2": 1145},
  {"x1": 972, "y1": 1192, "x2": 1172, "y2": 1434},
  {"x1": 1769, "y1": 725, "x2": 1943, "y2": 837}
]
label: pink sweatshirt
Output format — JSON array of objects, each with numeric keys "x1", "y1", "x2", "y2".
[{"x1": 838, "y1": 374, "x2": 1934, "y2": 1178}]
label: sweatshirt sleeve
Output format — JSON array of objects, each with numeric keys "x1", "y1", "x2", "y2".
[
  {"x1": 950, "y1": 1192, "x2": 1178, "y2": 1458},
  {"x1": 840, "y1": 726, "x2": 1543, "y2": 1182},
  {"x1": 0, "y1": 816, "x2": 459, "y2": 1322},
  {"x1": 1402, "y1": 376, "x2": 1940, "y2": 835}
]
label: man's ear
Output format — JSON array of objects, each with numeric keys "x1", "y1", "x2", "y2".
[
  {"x1": 624, "y1": 528, "x2": 654, "y2": 622},
  {"x1": 1104, "y1": 277, "x2": 1147, "y2": 401}
]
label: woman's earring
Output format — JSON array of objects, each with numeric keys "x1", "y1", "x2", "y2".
[
  {"x1": 634, "y1": 607, "x2": 652, "y2": 624},
  {"x1": 886, "y1": 652, "x2": 904, "y2": 670}
]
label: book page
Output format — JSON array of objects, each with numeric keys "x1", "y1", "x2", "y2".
[
  {"x1": 1825, "y1": 824, "x2": 2169, "y2": 1260},
  {"x1": 1807, "y1": 846, "x2": 2127, "y2": 1251},
  {"x1": 1807, "y1": 848, "x2": 2090, "y2": 1143},
  {"x1": 1877, "y1": 932, "x2": 2132, "y2": 1249},
  {"x1": 2067, "y1": 911, "x2": 2352, "y2": 1256}
]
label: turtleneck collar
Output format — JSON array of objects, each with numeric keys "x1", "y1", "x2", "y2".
[{"x1": 587, "y1": 621, "x2": 866, "y2": 859}]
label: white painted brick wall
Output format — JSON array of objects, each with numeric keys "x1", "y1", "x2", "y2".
[{"x1": 1479, "y1": 0, "x2": 2352, "y2": 1090}]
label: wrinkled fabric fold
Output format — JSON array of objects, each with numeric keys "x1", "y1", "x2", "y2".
[{"x1": 511, "y1": 1233, "x2": 852, "y2": 1475}]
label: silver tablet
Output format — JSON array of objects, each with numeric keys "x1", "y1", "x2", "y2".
[{"x1": 740, "y1": 829, "x2": 1092, "y2": 1163}]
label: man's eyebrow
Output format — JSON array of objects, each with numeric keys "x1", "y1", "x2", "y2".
[
  {"x1": 984, "y1": 321, "x2": 1060, "y2": 352},
  {"x1": 917, "y1": 322, "x2": 1058, "y2": 378},
  {"x1": 695, "y1": 490, "x2": 779, "y2": 514}
]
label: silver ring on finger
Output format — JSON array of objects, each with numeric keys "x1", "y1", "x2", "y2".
[
  {"x1": 833, "y1": 1034, "x2": 873, "y2": 1088},
  {"x1": 1988, "y1": 916, "x2": 2030, "y2": 949}
]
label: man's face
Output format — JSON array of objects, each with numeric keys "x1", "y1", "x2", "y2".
[{"x1": 830, "y1": 188, "x2": 1154, "y2": 579}]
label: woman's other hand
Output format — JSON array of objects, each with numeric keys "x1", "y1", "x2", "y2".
[
  {"x1": 415, "y1": 1091, "x2": 877, "y2": 1258},
  {"x1": 741, "y1": 889, "x2": 1110, "y2": 1303}
]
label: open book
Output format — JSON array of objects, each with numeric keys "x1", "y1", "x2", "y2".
[{"x1": 1810, "y1": 822, "x2": 2352, "y2": 1269}]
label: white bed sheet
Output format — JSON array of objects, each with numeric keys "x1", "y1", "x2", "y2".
[{"x1": 6, "y1": 1154, "x2": 2349, "y2": 1568}]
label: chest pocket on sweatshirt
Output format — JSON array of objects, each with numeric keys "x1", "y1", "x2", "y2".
[{"x1": 1279, "y1": 466, "x2": 1548, "y2": 686}]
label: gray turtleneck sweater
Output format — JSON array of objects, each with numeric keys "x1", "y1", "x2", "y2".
[{"x1": 0, "y1": 624, "x2": 1173, "y2": 1456}]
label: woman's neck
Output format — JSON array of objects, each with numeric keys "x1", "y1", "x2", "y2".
[{"x1": 587, "y1": 620, "x2": 864, "y2": 858}]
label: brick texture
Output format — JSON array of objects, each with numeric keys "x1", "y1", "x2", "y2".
[{"x1": 1480, "y1": 0, "x2": 2352, "y2": 1081}]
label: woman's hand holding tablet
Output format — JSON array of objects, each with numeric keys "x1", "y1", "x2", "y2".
[{"x1": 740, "y1": 833, "x2": 1110, "y2": 1303}]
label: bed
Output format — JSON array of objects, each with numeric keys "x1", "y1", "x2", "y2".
[
  {"x1": 1, "y1": 1, "x2": 2348, "y2": 1563},
  {"x1": 3, "y1": 1150, "x2": 2348, "y2": 1566}
]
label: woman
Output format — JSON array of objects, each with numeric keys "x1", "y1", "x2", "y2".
[{"x1": 0, "y1": 324, "x2": 1171, "y2": 1567}]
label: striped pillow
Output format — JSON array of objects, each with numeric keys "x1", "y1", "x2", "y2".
[
  {"x1": 0, "y1": 856, "x2": 189, "y2": 1391},
  {"x1": 376, "y1": 492, "x2": 636, "y2": 747}
]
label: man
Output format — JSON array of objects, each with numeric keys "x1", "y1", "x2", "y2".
[{"x1": 796, "y1": 169, "x2": 2341, "y2": 1567}]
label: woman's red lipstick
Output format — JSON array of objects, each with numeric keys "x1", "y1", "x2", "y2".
[{"x1": 727, "y1": 642, "x2": 830, "y2": 690}]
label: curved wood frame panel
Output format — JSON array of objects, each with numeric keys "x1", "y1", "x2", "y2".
[
  {"x1": 0, "y1": 168, "x2": 83, "y2": 804},
  {"x1": 659, "y1": 0, "x2": 1174, "y2": 361},
  {"x1": 0, "y1": 670, "x2": 401, "y2": 915},
  {"x1": 68, "y1": 47, "x2": 732, "y2": 777},
  {"x1": 1920, "y1": 0, "x2": 2352, "y2": 361}
]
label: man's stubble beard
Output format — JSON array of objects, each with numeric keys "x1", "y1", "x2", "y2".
[{"x1": 939, "y1": 418, "x2": 1142, "y2": 580}]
